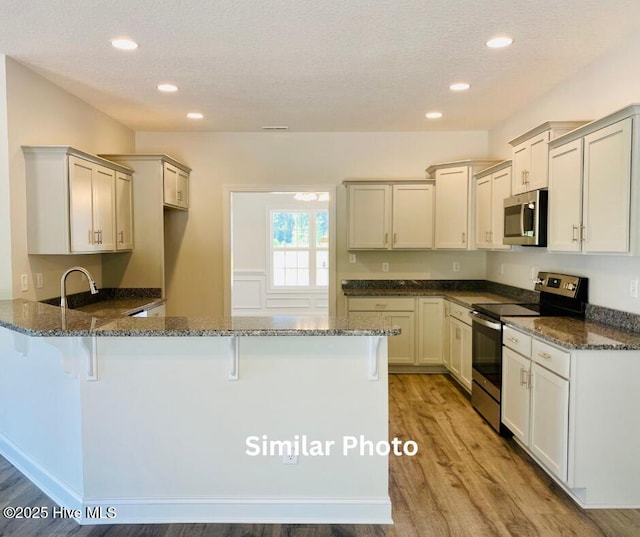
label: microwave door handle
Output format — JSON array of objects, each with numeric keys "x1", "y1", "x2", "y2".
[{"x1": 520, "y1": 204, "x2": 526, "y2": 237}]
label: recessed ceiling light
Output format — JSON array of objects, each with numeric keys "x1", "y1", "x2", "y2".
[
  {"x1": 425, "y1": 111, "x2": 443, "y2": 119},
  {"x1": 110, "y1": 38, "x2": 138, "y2": 51},
  {"x1": 450, "y1": 82, "x2": 470, "y2": 91},
  {"x1": 187, "y1": 112, "x2": 204, "y2": 119},
  {"x1": 157, "y1": 83, "x2": 178, "y2": 93},
  {"x1": 486, "y1": 36, "x2": 513, "y2": 49},
  {"x1": 261, "y1": 126, "x2": 289, "y2": 131}
]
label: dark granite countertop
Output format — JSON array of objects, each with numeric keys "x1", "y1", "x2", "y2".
[
  {"x1": 504, "y1": 316, "x2": 640, "y2": 350},
  {"x1": 0, "y1": 299, "x2": 400, "y2": 337}
]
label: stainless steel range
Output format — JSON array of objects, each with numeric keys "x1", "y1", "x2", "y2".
[{"x1": 470, "y1": 272, "x2": 588, "y2": 434}]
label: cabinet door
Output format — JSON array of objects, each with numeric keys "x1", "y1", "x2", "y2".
[
  {"x1": 501, "y1": 348, "x2": 531, "y2": 444},
  {"x1": 163, "y1": 162, "x2": 179, "y2": 207},
  {"x1": 528, "y1": 131, "x2": 551, "y2": 190},
  {"x1": 69, "y1": 156, "x2": 96, "y2": 252},
  {"x1": 115, "y1": 172, "x2": 134, "y2": 250},
  {"x1": 348, "y1": 184, "x2": 391, "y2": 249},
  {"x1": 416, "y1": 299, "x2": 443, "y2": 365},
  {"x1": 548, "y1": 140, "x2": 583, "y2": 252},
  {"x1": 392, "y1": 184, "x2": 434, "y2": 248},
  {"x1": 512, "y1": 143, "x2": 529, "y2": 195},
  {"x1": 177, "y1": 169, "x2": 189, "y2": 209},
  {"x1": 459, "y1": 320, "x2": 473, "y2": 391},
  {"x1": 582, "y1": 118, "x2": 632, "y2": 254},
  {"x1": 387, "y1": 312, "x2": 415, "y2": 365},
  {"x1": 491, "y1": 168, "x2": 511, "y2": 249},
  {"x1": 530, "y1": 363, "x2": 569, "y2": 481},
  {"x1": 442, "y1": 302, "x2": 450, "y2": 368},
  {"x1": 93, "y1": 165, "x2": 116, "y2": 251},
  {"x1": 435, "y1": 167, "x2": 469, "y2": 249},
  {"x1": 449, "y1": 317, "x2": 464, "y2": 378},
  {"x1": 474, "y1": 176, "x2": 492, "y2": 249}
]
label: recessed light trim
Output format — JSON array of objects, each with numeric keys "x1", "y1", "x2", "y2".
[
  {"x1": 261, "y1": 126, "x2": 289, "y2": 131},
  {"x1": 187, "y1": 112, "x2": 204, "y2": 119},
  {"x1": 486, "y1": 36, "x2": 513, "y2": 49},
  {"x1": 425, "y1": 111, "x2": 443, "y2": 119},
  {"x1": 157, "y1": 83, "x2": 178, "y2": 93},
  {"x1": 111, "y1": 38, "x2": 139, "y2": 51},
  {"x1": 450, "y1": 82, "x2": 470, "y2": 91}
]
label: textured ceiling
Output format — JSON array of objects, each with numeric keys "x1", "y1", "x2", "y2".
[{"x1": 0, "y1": 0, "x2": 639, "y2": 132}]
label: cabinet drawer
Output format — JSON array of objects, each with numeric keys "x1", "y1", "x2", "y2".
[
  {"x1": 503, "y1": 326, "x2": 532, "y2": 357},
  {"x1": 449, "y1": 303, "x2": 472, "y2": 324},
  {"x1": 532, "y1": 339, "x2": 570, "y2": 378},
  {"x1": 348, "y1": 297, "x2": 415, "y2": 312}
]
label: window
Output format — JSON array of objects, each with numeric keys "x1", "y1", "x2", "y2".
[{"x1": 271, "y1": 210, "x2": 329, "y2": 288}]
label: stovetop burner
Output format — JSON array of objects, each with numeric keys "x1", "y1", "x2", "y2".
[{"x1": 472, "y1": 302, "x2": 540, "y2": 320}]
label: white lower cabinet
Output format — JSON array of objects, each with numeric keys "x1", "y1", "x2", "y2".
[
  {"x1": 529, "y1": 362, "x2": 569, "y2": 480},
  {"x1": 347, "y1": 296, "x2": 444, "y2": 368},
  {"x1": 501, "y1": 325, "x2": 640, "y2": 508},
  {"x1": 347, "y1": 298, "x2": 415, "y2": 365},
  {"x1": 447, "y1": 302, "x2": 472, "y2": 392},
  {"x1": 416, "y1": 298, "x2": 444, "y2": 365},
  {"x1": 502, "y1": 329, "x2": 569, "y2": 481},
  {"x1": 501, "y1": 347, "x2": 531, "y2": 444}
]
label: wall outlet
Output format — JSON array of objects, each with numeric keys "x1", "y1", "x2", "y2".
[
  {"x1": 348, "y1": 253, "x2": 357, "y2": 264},
  {"x1": 20, "y1": 274, "x2": 28, "y2": 292},
  {"x1": 452, "y1": 262, "x2": 460, "y2": 273},
  {"x1": 631, "y1": 279, "x2": 639, "y2": 298},
  {"x1": 35, "y1": 273, "x2": 44, "y2": 289},
  {"x1": 283, "y1": 452, "x2": 298, "y2": 465},
  {"x1": 382, "y1": 262, "x2": 389, "y2": 273}
]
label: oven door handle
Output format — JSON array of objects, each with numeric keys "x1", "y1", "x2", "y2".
[{"x1": 471, "y1": 311, "x2": 502, "y2": 331}]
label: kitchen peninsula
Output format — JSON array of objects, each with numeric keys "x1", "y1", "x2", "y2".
[{"x1": 0, "y1": 299, "x2": 398, "y2": 525}]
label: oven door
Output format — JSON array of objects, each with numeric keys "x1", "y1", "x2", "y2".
[{"x1": 471, "y1": 312, "x2": 503, "y2": 401}]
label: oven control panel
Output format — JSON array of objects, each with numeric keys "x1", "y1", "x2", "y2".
[{"x1": 534, "y1": 272, "x2": 585, "y2": 299}]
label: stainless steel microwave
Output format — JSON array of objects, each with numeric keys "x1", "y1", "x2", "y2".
[{"x1": 503, "y1": 190, "x2": 548, "y2": 246}]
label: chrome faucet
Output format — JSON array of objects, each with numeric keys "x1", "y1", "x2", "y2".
[{"x1": 60, "y1": 266, "x2": 99, "y2": 309}]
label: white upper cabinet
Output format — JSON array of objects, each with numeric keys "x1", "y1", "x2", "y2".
[
  {"x1": 548, "y1": 107, "x2": 639, "y2": 254},
  {"x1": 115, "y1": 172, "x2": 134, "y2": 251},
  {"x1": 427, "y1": 160, "x2": 499, "y2": 250},
  {"x1": 23, "y1": 146, "x2": 133, "y2": 255},
  {"x1": 346, "y1": 181, "x2": 434, "y2": 250},
  {"x1": 474, "y1": 161, "x2": 512, "y2": 250},
  {"x1": 509, "y1": 121, "x2": 588, "y2": 195},
  {"x1": 163, "y1": 162, "x2": 189, "y2": 210}
]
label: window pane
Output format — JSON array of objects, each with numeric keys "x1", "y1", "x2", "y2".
[
  {"x1": 298, "y1": 251, "x2": 309, "y2": 268},
  {"x1": 315, "y1": 250, "x2": 328, "y2": 287},
  {"x1": 298, "y1": 269, "x2": 309, "y2": 286},
  {"x1": 273, "y1": 211, "x2": 310, "y2": 248},
  {"x1": 316, "y1": 211, "x2": 329, "y2": 248},
  {"x1": 273, "y1": 268, "x2": 285, "y2": 286},
  {"x1": 273, "y1": 251, "x2": 285, "y2": 269}
]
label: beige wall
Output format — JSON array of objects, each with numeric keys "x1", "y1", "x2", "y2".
[
  {"x1": 135, "y1": 131, "x2": 489, "y2": 316},
  {"x1": 5, "y1": 58, "x2": 134, "y2": 300},
  {"x1": 487, "y1": 32, "x2": 640, "y2": 313},
  {"x1": 0, "y1": 56, "x2": 11, "y2": 299}
]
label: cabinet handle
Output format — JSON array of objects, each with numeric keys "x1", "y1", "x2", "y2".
[
  {"x1": 507, "y1": 336, "x2": 519, "y2": 344},
  {"x1": 521, "y1": 171, "x2": 525, "y2": 185},
  {"x1": 538, "y1": 351, "x2": 552, "y2": 359},
  {"x1": 177, "y1": 190, "x2": 182, "y2": 202},
  {"x1": 525, "y1": 170, "x2": 530, "y2": 184},
  {"x1": 519, "y1": 368, "x2": 528, "y2": 386},
  {"x1": 375, "y1": 304, "x2": 387, "y2": 309},
  {"x1": 99, "y1": 230, "x2": 103, "y2": 244},
  {"x1": 94, "y1": 230, "x2": 100, "y2": 245},
  {"x1": 384, "y1": 232, "x2": 388, "y2": 246},
  {"x1": 393, "y1": 232, "x2": 397, "y2": 245},
  {"x1": 461, "y1": 232, "x2": 466, "y2": 244},
  {"x1": 572, "y1": 225, "x2": 579, "y2": 242},
  {"x1": 580, "y1": 225, "x2": 586, "y2": 242},
  {"x1": 118, "y1": 230, "x2": 124, "y2": 243},
  {"x1": 528, "y1": 372, "x2": 533, "y2": 389},
  {"x1": 489, "y1": 231, "x2": 493, "y2": 242}
]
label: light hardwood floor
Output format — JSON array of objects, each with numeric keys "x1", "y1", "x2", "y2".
[{"x1": 0, "y1": 374, "x2": 638, "y2": 536}]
